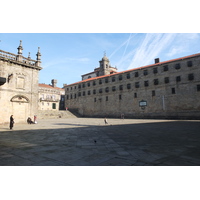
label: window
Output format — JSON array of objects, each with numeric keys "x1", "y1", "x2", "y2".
[
  {"x1": 165, "y1": 77, "x2": 169, "y2": 84},
  {"x1": 83, "y1": 91, "x2": 85, "y2": 96},
  {"x1": 135, "y1": 72, "x2": 139, "y2": 77},
  {"x1": 197, "y1": 85, "x2": 200, "y2": 91},
  {"x1": 52, "y1": 103, "x2": 56, "y2": 109},
  {"x1": 93, "y1": 89, "x2": 96, "y2": 94},
  {"x1": 74, "y1": 94, "x2": 76, "y2": 99},
  {"x1": 135, "y1": 82, "x2": 140, "y2": 88},
  {"x1": 119, "y1": 85, "x2": 123, "y2": 90},
  {"x1": 78, "y1": 92, "x2": 81, "y2": 96},
  {"x1": 99, "y1": 88, "x2": 102, "y2": 93},
  {"x1": 176, "y1": 76, "x2": 181, "y2": 82},
  {"x1": 105, "y1": 87, "x2": 109, "y2": 93},
  {"x1": 126, "y1": 73, "x2": 130, "y2": 79},
  {"x1": 94, "y1": 98, "x2": 96, "y2": 102},
  {"x1": 78, "y1": 84, "x2": 81, "y2": 89},
  {"x1": 99, "y1": 79, "x2": 102, "y2": 84},
  {"x1": 88, "y1": 90, "x2": 91, "y2": 95},
  {"x1": 87, "y1": 82, "x2": 90, "y2": 87},
  {"x1": 144, "y1": 81, "x2": 149, "y2": 87},
  {"x1": 106, "y1": 96, "x2": 108, "y2": 101},
  {"x1": 112, "y1": 86, "x2": 116, "y2": 91},
  {"x1": 93, "y1": 81, "x2": 96, "y2": 86},
  {"x1": 175, "y1": 63, "x2": 181, "y2": 70},
  {"x1": 105, "y1": 78, "x2": 109, "y2": 83},
  {"x1": 88, "y1": 76, "x2": 91, "y2": 79},
  {"x1": 82, "y1": 83, "x2": 85, "y2": 88},
  {"x1": 74, "y1": 86, "x2": 77, "y2": 89},
  {"x1": 144, "y1": 70, "x2": 148, "y2": 76},
  {"x1": 119, "y1": 94, "x2": 122, "y2": 100},
  {"x1": 119, "y1": 74, "x2": 123, "y2": 80},
  {"x1": 152, "y1": 90, "x2": 155, "y2": 96},
  {"x1": 188, "y1": 73, "x2": 194, "y2": 81},
  {"x1": 172, "y1": 88, "x2": 176, "y2": 94},
  {"x1": 70, "y1": 87, "x2": 73, "y2": 90},
  {"x1": 187, "y1": 60, "x2": 193, "y2": 67},
  {"x1": 112, "y1": 76, "x2": 116, "y2": 82},
  {"x1": 66, "y1": 95, "x2": 69, "y2": 100},
  {"x1": 127, "y1": 83, "x2": 131, "y2": 89},
  {"x1": 163, "y1": 65, "x2": 168, "y2": 71},
  {"x1": 134, "y1": 93, "x2": 137, "y2": 98},
  {"x1": 70, "y1": 94, "x2": 73, "y2": 99},
  {"x1": 154, "y1": 79, "x2": 159, "y2": 85},
  {"x1": 153, "y1": 67, "x2": 158, "y2": 74}
]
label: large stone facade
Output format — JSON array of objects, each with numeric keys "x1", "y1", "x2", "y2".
[
  {"x1": 65, "y1": 54, "x2": 200, "y2": 119},
  {"x1": 0, "y1": 41, "x2": 42, "y2": 124},
  {"x1": 38, "y1": 79, "x2": 65, "y2": 111}
]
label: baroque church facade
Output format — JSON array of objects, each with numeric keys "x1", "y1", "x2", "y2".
[
  {"x1": 64, "y1": 53, "x2": 200, "y2": 119},
  {"x1": 0, "y1": 41, "x2": 66, "y2": 124},
  {"x1": 0, "y1": 41, "x2": 42, "y2": 124}
]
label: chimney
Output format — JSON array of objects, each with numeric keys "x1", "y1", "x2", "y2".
[
  {"x1": 155, "y1": 58, "x2": 160, "y2": 64},
  {"x1": 51, "y1": 79, "x2": 57, "y2": 87}
]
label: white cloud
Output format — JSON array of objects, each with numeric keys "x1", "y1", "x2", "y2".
[
  {"x1": 166, "y1": 46, "x2": 185, "y2": 57},
  {"x1": 127, "y1": 33, "x2": 178, "y2": 69}
]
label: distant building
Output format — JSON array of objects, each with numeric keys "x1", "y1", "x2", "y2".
[
  {"x1": 38, "y1": 79, "x2": 65, "y2": 111},
  {"x1": 81, "y1": 54, "x2": 117, "y2": 80},
  {"x1": 64, "y1": 53, "x2": 200, "y2": 119},
  {"x1": 0, "y1": 41, "x2": 42, "y2": 124}
]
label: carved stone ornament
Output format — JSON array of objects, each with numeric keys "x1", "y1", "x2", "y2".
[{"x1": 10, "y1": 95, "x2": 29, "y2": 103}]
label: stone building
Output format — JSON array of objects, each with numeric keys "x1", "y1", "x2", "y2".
[
  {"x1": 81, "y1": 54, "x2": 117, "y2": 80},
  {"x1": 38, "y1": 79, "x2": 65, "y2": 111},
  {"x1": 0, "y1": 41, "x2": 42, "y2": 124},
  {"x1": 64, "y1": 53, "x2": 200, "y2": 119}
]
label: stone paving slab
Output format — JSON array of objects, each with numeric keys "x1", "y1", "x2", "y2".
[{"x1": 0, "y1": 118, "x2": 200, "y2": 166}]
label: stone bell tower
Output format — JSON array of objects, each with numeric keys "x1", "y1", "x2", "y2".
[{"x1": 99, "y1": 52, "x2": 110, "y2": 76}]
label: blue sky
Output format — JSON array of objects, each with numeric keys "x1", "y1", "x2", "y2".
[
  {"x1": 1, "y1": 1, "x2": 200, "y2": 198},
  {"x1": 1, "y1": 33, "x2": 200, "y2": 88}
]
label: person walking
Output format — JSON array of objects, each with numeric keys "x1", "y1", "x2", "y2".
[
  {"x1": 9, "y1": 115, "x2": 14, "y2": 130},
  {"x1": 104, "y1": 117, "x2": 108, "y2": 125}
]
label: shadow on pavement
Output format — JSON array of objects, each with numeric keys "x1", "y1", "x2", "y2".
[{"x1": 0, "y1": 120, "x2": 200, "y2": 166}]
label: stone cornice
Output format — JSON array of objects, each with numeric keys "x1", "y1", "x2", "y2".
[{"x1": 0, "y1": 49, "x2": 42, "y2": 70}]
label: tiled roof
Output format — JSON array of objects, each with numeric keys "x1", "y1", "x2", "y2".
[
  {"x1": 39, "y1": 83, "x2": 64, "y2": 90},
  {"x1": 65, "y1": 53, "x2": 200, "y2": 87}
]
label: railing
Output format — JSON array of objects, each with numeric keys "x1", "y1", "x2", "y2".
[
  {"x1": 0, "y1": 50, "x2": 16, "y2": 61},
  {"x1": 0, "y1": 49, "x2": 37, "y2": 66},
  {"x1": 40, "y1": 97, "x2": 60, "y2": 102}
]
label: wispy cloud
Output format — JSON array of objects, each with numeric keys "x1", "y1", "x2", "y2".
[
  {"x1": 127, "y1": 33, "x2": 178, "y2": 69},
  {"x1": 109, "y1": 34, "x2": 137, "y2": 59}
]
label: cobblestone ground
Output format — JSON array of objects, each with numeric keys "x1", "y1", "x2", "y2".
[{"x1": 0, "y1": 118, "x2": 200, "y2": 166}]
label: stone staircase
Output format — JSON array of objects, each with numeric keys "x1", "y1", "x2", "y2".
[{"x1": 38, "y1": 110, "x2": 78, "y2": 119}]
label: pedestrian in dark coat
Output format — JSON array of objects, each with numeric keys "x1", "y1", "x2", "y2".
[
  {"x1": 104, "y1": 117, "x2": 108, "y2": 124},
  {"x1": 10, "y1": 115, "x2": 14, "y2": 130}
]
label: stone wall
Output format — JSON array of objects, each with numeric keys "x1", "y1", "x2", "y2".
[
  {"x1": 0, "y1": 49, "x2": 41, "y2": 124},
  {"x1": 65, "y1": 53, "x2": 200, "y2": 119}
]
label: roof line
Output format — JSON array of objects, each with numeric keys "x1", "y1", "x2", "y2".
[{"x1": 65, "y1": 52, "x2": 200, "y2": 87}]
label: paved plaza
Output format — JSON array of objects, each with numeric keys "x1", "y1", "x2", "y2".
[{"x1": 0, "y1": 118, "x2": 200, "y2": 166}]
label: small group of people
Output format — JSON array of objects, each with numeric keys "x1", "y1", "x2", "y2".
[
  {"x1": 9, "y1": 114, "x2": 37, "y2": 130},
  {"x1": 27, "y1": 115, "x2": 37, "y2": 124}
]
